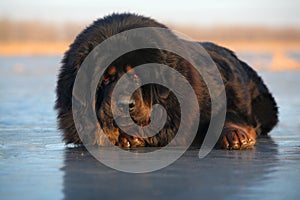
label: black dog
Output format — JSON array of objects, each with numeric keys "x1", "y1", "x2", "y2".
[{"x1": 55, "y1": 13, "x2": 278, "y2": 150}]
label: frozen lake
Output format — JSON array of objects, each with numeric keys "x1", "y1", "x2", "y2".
[{"x1": 0, "y1": 56, "x2": 300, "y2": 200}]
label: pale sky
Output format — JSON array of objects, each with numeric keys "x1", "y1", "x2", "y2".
[{"x1": 1, "y1": 0, "x2": 300, "y2": 27}]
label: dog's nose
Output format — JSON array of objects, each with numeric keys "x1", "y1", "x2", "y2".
[{"x1": 117, "y1": 99, "x2": 136, "y2": 112}]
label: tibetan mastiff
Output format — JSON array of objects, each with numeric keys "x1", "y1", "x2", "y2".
[{"x1": 55, "y1": 13, "x2": 278, "y2": 150}]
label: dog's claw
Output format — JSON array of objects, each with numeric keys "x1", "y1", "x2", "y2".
[{"x1": 219, "y1": 125, "x2": 256, "y2": 150}]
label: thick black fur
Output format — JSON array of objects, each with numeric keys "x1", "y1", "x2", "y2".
[{"x1": 55, "y1": 13, "x2": 278, "y2": 149}]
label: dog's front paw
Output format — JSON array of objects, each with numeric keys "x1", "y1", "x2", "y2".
[{"x1": 218, "y1": 125, "x2": 256, "y2": 150}]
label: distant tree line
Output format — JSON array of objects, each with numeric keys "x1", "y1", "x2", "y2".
[
  {"x1": 0, "y1": 19, "x2": 84, "y2": 42},
  {"x1": 1, "y1": 19, "x2": 300, "y2": 42}
]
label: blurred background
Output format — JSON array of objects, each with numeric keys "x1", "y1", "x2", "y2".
[{"x1": 0, "y1": 0, "x2": 300, "y2": 70}]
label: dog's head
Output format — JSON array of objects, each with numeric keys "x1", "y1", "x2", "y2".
[{"x1": 95, "y1": 50, "x2": 181, "y2": 148}]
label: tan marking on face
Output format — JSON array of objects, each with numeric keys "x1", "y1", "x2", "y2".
[
  {"x1": 125, "y1": 65, "x2": 134, "y2": 74},
  {"x1": 108, "y1": 66, "x2": 116, "y2": 76}
]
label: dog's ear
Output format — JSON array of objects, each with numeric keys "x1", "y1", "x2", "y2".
[{"x1": 141, "y1": 85, "x2": 170, "y2": 107}]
